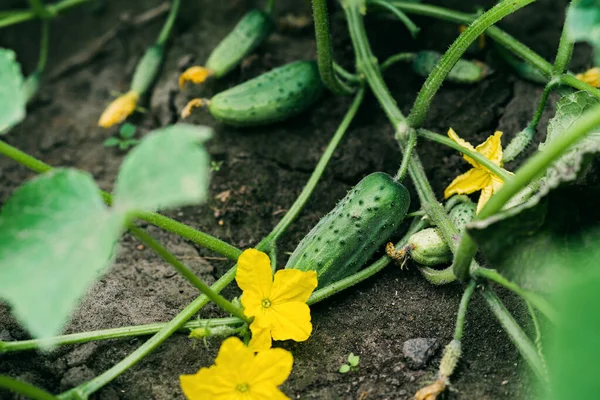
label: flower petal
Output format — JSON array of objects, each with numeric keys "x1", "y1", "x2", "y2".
[
  {"x1": 214, "y1": 337, "x2": 254, "y2": 373},
  {"x1": 444, "y1": 168, "x2": 491, "y2": 199},
  {"x1": 270, "y1": 270, "x2": 318, "y2": 304},
  {"x1": 249, "y1": 323, "x2": 272, "y2": 352},
  {"x1": 236, "y1": 249, "x2": 273, "y2": 315},
  {"x1": 249, "y1": 384, "x2": 290, "y2": 400},
  {"x1": 269, "y1": 302, "x2": 313, "y2": 342},
  {"x1": 98, "y1": 91, "x2": 139, "y2": 128},
  {"x1": 476, "y1": 184, "x2": 494, "y2": 214},
  {"x1": 180, "y1": 366, "x2": 235, "y2": 399},
  {"x1": 179, "y1": 66, "x2": 214, "y2": 89},
  {"x1": 490, "y1": 173, "x2": 505, "y2": 193},
  {"x1": 474, "y1": 131, "x2": 503, "y2": 166},
  {"x1": 448, "y1": 128, "x2": 479, "y2": 167},
  {"x1": 250, "y1": 348, "x2": 294, "y2": 386}
]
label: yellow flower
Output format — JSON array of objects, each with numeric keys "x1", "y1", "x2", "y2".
[
  {"x1": 98, "y1": 91, "x2": 139, "y2": 128},
  {"x1": 180, "y1": 336, "x2": 293, "y2": 400},
  {"x1": 576, "y1": 67, "x2": 600, "y2": 88},
  {"x1": 444, "y1": 128, "x2": 510, "y2": 213},
  {"x1": 236, "y1": 249, "x2": 318, "y2": 352},
  {"x1": 179, "y1": 66, "x2": 214, "y2": 89},
  {"x1": 181, "y1": 98, "x2": 210, "y2": 119}
]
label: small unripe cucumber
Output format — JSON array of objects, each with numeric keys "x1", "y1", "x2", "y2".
[
  {"x1": 209, "y1": 60, "x2": 324, "y2": 126},
  {"x1": 206, "y1": 9, "x2": 274, "y2": 78},
  {"x1": 131, "y1": 44, "x2": 164, "y2": 94},
  {"x1": 285, "y1": 172, "x2": 410, "y2": 288},
  {"x1": 412, "y1": 51, "x2": 491, "y2": 84},
  {"x1": 407, "y1": 201, "x2": 477, "y2": 266}
]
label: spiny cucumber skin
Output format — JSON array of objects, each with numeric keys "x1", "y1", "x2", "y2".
[
  {"x1": 408, "y1": 201, "x2": 476, "y2": 266},
  {"x1": 285, "y1": 172, "x2": 410, "y2": 288},
  {"x1": 413, "y1": 51, "x2": 489, "y2": 84},
  {"x1": 209, "y1": 61, "x2": 324, "y2": 126},
  {"x1": 206, "y1": 9, "x2": 274, "y2": 78}
]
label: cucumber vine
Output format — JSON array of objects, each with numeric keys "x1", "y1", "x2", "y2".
[{"x1": 1, "y1": 0, "x2": 600, "y2": 399}]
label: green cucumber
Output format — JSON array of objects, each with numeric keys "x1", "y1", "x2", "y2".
[
  {"x1": 285, "y1": 172, "x2": 410, "y2": 288},
  {"x1": 131, "y1": 44, "x2": 164, "y2": 95},
  {"x1": 206, "y1": 9, "x2": 274, "y2": 78},
  {"x1": 412, "y1": 51, "x2": 492, "y2": 84},
  {"x1": 208, "y1": 60, "x2": 324, "y2": 126},
  {"x1": 407, "y1": 201, "x2": 477, "y2": 266}
]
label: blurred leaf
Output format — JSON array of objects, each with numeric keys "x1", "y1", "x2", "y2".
[
  {"x1": 468, "y1": 186, "x2": 600, "y2": 293},
  {"x1": 339, "y1": 364, "x2": 351, "y2": 373},
  {"x1": 103, "y1": 137, "x2": 120, "y2": 147},
  {"x1": 348, "y1": 353, "x2": 360, "y2": 367},
  {"x1": 0, "y1": 48, "x2": 26, "y2": 134},
  {"x1": 0, "y1": 169, "x2": 122, "y2": 342},
  {"x1": 113, "y1": 123, "x2": 212, "y2": 213},
  {"x1": 566, "y1": 0, "x2": 600, "y2": 64},
  {"x1": 546, "y1": 231, "x2": 600, "y2": 400},
  {"x1": 120, "y1": 123, "x2": 136, "y2": 139}
]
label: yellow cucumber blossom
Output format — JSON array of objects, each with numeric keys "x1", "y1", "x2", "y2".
[
  {"x1": 235, "y1": 248, "x2": 317, "y2": 351},
  {"x1": 179, "y1": 66, "x2": 214, "y2": 89},
  {"x1": 576, "y1": 67, "x2": 600, "y2": 88},
  {"x1": 444, "y1": 128, "x2": 511, "y2": 214},
  {"x1": 98, "y1": 91, "x2": 139, "y2": 128},
  {"x1": 180, "y1": 336, "x2": 293, "y2": 400}
]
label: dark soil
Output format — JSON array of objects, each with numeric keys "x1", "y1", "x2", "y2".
[{"x1": 0, "y1": 0, "x2": 587, "y2": 398}]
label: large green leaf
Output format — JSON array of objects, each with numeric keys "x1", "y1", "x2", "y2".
[
  {"x1": 0, "y1": 169, "x2": 122, "y2": 343},
  {"x1": 543, "y1": 230, "x2": 600, "y2": 399},
  {"x1": 113, "y1": 124, "x2": 213, "y2": 212},
  {"x1": 468, "y1": 186, "x2": 600, "y2": 293},
  {"x1": 0, "y1": 48, "x2": 26, "y2": 134},
  {"x1": 566, "y1": 0, "x2": 600, "y2": 65}
]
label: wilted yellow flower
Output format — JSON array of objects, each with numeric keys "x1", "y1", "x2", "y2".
[
  {"x1": 235, "y1": 249, "x2": 318, "y2": 352},
  {"x1": 181, "y1": 98, "x2": 210, "y2": 119},
  {"x1": 180, "y1": 336, "x2": 293, "y2": 400},
  {"x1": 98, "y1": 91, "x2": 139, "y2": 128},
  {"x1": 576, "y1": 67, "x2": 600, "y2": 88},
  {"x1": 179, "y1": 66, "x2": 214, "y2": 89},
  {"x1": 444, "y1": 128, "x2": 511, "y2": 213}
]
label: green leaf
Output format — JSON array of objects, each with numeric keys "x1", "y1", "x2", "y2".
[
  {"x1": 566, "y1": 0, "x2": 600, "y2": 64},
  {"x1": 348, "y1": 353, "x2": 360, "y2": 367},
  {"x1": 103, "y1": 137, "x2": 120, "y2": 147},
  {"x1": 468, "y1": 186, "x2": 600, "y2": 294},
  {"x1": 113, "y1": 123, "x2": 213, "y2": 213},
  {"x1": 0, "y1": 169, "x2": 123, "y2": 342},
  {"x1": 0, "y1": 48, "x2": 26, "y2": 134},
  {"x1": 339, "y1": 364, "x2": 351, "y2": 374},
  {"x1": 120, "y1": 123, "x2": 137, "y2": 139}
]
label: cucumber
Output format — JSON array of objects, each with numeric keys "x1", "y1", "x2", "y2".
[
  {"x1": 412, "y1": 51, "x2": 491, "y2": 84},
  {"x1": 407, "y1": 201, "x2": 476, "y2": 266},
  {"x1": 285, "y1": 172, "x2": 410, "y2": 288},
  {"x1": 206, "y1": 9, "x2": 274, "y2": 78},
  {"x1": 208, "y1": 60, "x2": 324, "y2": 126}
]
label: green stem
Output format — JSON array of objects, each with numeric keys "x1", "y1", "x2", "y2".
[
  {"x1": 0, "y1": 376, "x2": 57, "y2": 400},
  {"x1": 156, "y1": 0, "x2": 181, "y2": 46},
  {"x1": 472, "y1": 267, "x2": 556, "y2": 323},
  {"x1": 37, "y1": 19, "x2": 50, "y2": 72},
  {"x1": 311, "y1": 0, "x2": 355, "y2": 95},
  {"x1": 418, "y1": 129, "x2": 513, "y2": 181},
  {"x1": 394, "y1": 129, "x2": 416, "y2": 181},
  {"x1": 369, "y1": 0, "x2": 419, "y2": 38},
  {"x1": 0, "y1": 318, "x2": 243, "y2": 353},
  {"x1": 333, "y1": 62, "x2": 361, "y2": 83},
  {"x1": 480, "y1": 286, "x2": 548, "y2": 382},
  {"x1": 128, "y1": 225, "x2": 250, "y2": 323},
  {"x1": 560, "y1": 73, "x2": 600, "y2": 98},
  {"x1": 27, "y1": 0, "x2": 52, "y2": 19},
  {"x1": 265, "y1": 0, "x2": 275, "y2": 14},
  {"x1": 343, "y1": 0, "x2": 407, "y2": 128},
  {"x1": 454, "y1": 280, "x2": 476, "y2": 340},
  {"x1": 380, "y1": 52, "x2": 415, "y2": 72},
  {"x1": 0, "y1": 0, "x2": 90, "y2": 29},
  {"x1": 308, "y1": 217, "x2": 427, "y2": 305},
  {"x1": 552, "y1": 13, "x2": 575, "y2": 76},
  {"x1": 385, "y1": 1, "x2": 552, "y2": 78},
  {"x1": 453, "y1": 102, "x2": 600, "y2": 280},
  {"x1": 0, "y1": 140, "x2": 242, "y2": 260},
  {"x1": 406, "y1": 0, "x2": 535, "y2": 128},
  {"x1": 418, "y1": 265, "x2": 456, "y2": 285},
  {"x1": 268, "y1": 87, "x2": 365, "y2": 241},
  {"x1": 526, "y1": 301, "x2": 548, "y2": 374}
]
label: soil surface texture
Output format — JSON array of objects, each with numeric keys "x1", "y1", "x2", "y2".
[{"x1": 0, "y1": 0, "x2": 586, "y2": 399}]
